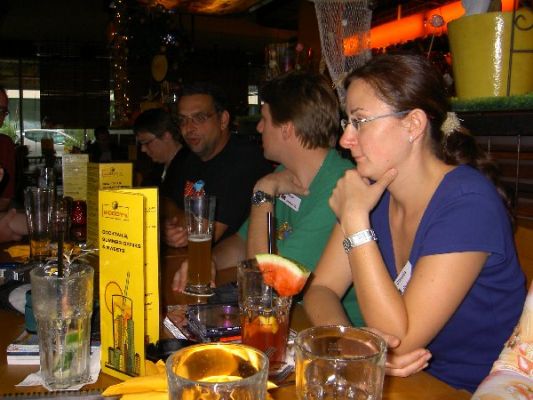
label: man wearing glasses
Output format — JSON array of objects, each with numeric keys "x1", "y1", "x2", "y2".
[
  {"x1": 134, "y1": 107, "x2": 190, "y2": 197},
  {"x1": 163, "y1": 82, "x2": 273, "y2": 248}
]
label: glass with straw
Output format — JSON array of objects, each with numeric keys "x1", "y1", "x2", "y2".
[
  {"x1": 29, "y1": 203, "x2": 94, "y2": 389},
  {"x1": 238, "y1": 212, "x2": 292, "y2": 374}
]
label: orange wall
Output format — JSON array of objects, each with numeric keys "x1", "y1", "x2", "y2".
[{"x1": 344, "y1": 0, "x2": 518, "y2": 55}]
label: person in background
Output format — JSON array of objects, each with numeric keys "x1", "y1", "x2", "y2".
[
  {"x1": 163, "y1": 82, "x2": 272, "y2": 247},
  {"x1": 0, "y1": 86, "x2": 16, "y2": 212},
  {"x1": 87, "y1": 126, "x2": 122, "y2": 162},
  {"x1": 133, "y1": 108, "x2": 190, "y2": 201},
  {"x1": 0, "y1": 165, "x2": 27, "y2": 243},
  {"x1": 304, "y1": 53, "x2": 525, "y2": 392}
]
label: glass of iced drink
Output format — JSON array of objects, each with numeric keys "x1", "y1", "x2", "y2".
[
  {"x1": 166, "y1": 342, "x2": 269, "y2": 399},
  {"x1": 237, "y1": 259, "x2": 292, "y2": 372},
  {"x1": 30, "y1": 262, "x2": 94, "y2": 389},
  {"x1": 184, "y1": 195, "x2": 216, "y2": 296},
  {"x1": 295, "y1": 326, "x2": 386, "y2": 400}
]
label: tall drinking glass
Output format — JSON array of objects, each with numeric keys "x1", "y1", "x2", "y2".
[
  {"x1": 166, "y1": 343, "x2": 269, "y2": 400},
  {"x1": 38, "y1": 166, "x2": 56, "y2": 191},
  {"x1": 184, "y1": 195, "x2": 215, "y2": 296},
  {"x1": 238, "y1": 259, "x2": 292, "y2": 372},
  {"x1": 24, "y1": 187, "x2": 55, "y2": 261},
  {"x1": 30, "y1": 262, "x2": 94, "y2": 389},
  {"x1": 295, "y1": 326, "x2": 387, "y2": 400}
]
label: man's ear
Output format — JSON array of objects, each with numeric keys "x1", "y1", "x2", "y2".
[
  {"x1": 220, "y1": 110, "x2": 230, "y2": 130},
  {"x1": 161, "y1": 130, "x2": 173, "y2": 142},
  {"x1": 281, "y1": 121, "x2": 295, "y2": 140}
]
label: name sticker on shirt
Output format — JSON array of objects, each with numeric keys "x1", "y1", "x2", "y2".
[
  {"x1": 394, "y1": 261, "x2": 412, "y2": 294},
  {"x1": 278, "y1": 193, "x2": 301, "y2": 212}
]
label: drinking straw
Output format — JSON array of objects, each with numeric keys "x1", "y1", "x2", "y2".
[
  {"x1": 267, "y1": 212, "x2": 273, "y2": 255},
  {"x1": 266, "y1": 212, "x2": 274, "y2": 306},
  {"x1": 56, "y1": 202, "x2": 66, "y2": 277}
]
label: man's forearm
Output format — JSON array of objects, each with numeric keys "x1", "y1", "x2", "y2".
[{"x1": 246, "y1": 201, "x2": 274, "y2": 258}]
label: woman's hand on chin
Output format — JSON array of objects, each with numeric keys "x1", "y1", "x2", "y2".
[{"x1": 329, "y1": 168, "x2": 397, "y2": 232}]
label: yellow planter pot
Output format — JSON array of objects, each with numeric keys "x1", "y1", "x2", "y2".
[{"x1": 448, "y1": 9, "x2": 533, "y2": 99}]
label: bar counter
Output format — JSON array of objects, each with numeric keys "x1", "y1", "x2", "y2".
[{"x1": 0, "y1": 244, "x2": 472, "y2": 399}]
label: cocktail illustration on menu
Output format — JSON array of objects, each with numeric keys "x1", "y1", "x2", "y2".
[{"x1": 104, "y1": 273, "x2": 141, "y2": 376}]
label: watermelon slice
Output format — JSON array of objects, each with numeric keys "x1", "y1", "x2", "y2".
[{"x1": 255, "y1": 254, "x2": 311, "y2": 297}]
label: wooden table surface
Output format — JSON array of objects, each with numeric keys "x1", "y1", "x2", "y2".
[{"x1": 0, "y1": 243, "x2": 472, "y2": 399}]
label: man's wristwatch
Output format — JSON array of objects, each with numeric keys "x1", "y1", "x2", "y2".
[
  {"x1": 343, "y1": 229, "x2": 377, "y2": 253},
  {"x1": 251, "y1": 190, "x2": 275, "y2": 206}
]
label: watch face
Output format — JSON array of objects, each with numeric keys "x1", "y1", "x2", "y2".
[
  {"x1": 252, "y1": 191, "x2": 264, "y2": 204},
  {"x1": 252, "y1": 191, "x2": 273, "y2": 205},
  {"x1": 342, "y1": 238, "x2": 351, "y2": 253}
]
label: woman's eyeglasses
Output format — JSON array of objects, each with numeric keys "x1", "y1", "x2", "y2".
[{"x1": 341, "y1": 110, "x2": 410, "y2": 131}]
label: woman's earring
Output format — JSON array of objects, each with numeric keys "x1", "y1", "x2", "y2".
[{"x1": 408, "y1": 136, "x2": 414, "y2": 144}]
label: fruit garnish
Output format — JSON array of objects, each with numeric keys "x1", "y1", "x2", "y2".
[
  {"x1": 258, "y1": 316, "x2": 279, "y2": 334},
  {"x1": 255, "y1": 254, "x2": 311, "y2": 297}
]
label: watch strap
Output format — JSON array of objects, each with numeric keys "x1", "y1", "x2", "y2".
[{"x1": 343, "y1": 229, "x2": 377, "y2": 253}]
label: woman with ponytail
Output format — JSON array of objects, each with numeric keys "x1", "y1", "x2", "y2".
[{"x1": 304, "y1": 53, "x2": 526, "y2": 392}]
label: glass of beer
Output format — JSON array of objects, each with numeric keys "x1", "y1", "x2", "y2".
[
  {"x1": 166, "y1": 343, "x2": 269, "y2": 399},
  {"x1": 295, "y1": 326, "x2": 387, "y2": 400},
  {"x1": 24, "y1": 186, "x2": 55, "y2": 261},
  {"x1": 184, "y1": 195, "x2": 216, "y2": 296}
]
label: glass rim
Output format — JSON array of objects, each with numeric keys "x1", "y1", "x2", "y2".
[
  {"x1": 166, "y1": 342, "x2": 269, "y2": 386},
  {"x1": 295, "y1": 325, "x2": 387, "y2": 361}
]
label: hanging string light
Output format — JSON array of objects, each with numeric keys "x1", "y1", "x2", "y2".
[{"x1": 110, "y1": 0, "x2": 131, "y2": 126}]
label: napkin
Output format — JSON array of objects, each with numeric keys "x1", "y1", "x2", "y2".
[
  {"x1": 16, "y1": 347, "x2": 101, "y2": 391},
  {"x1": 5, "y1": 244, "x2": 29, "y2": 261},
  {"x1": 102, "y1": 359, "x2": 278, "y2": 399}
]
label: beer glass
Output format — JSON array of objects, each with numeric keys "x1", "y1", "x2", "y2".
[
  {"x1": 24, "y1": 187, "x2": 55, "y2": 261},
  {"x1": 184, "y1": 195, "x2": 215, "y2": 296},
  {"x1": 295, "y1": 326, "x2": 387, "y2": 400},
  {"x1": 166, "y1": 343, "x2": 269, "y2": 399}
]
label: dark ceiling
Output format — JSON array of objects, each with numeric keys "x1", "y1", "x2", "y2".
[{"x1": 0, "y1": 0, "x2": 457, "y2": 59}]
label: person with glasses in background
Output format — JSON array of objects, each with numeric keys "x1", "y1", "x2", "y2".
[
  {"x1": 163, "y1": 82, "x2": 273, "y2": 248},
  {"x1": 134, "y1": 107, "x2": 190, "y2": 196},
  {"x1": 303, "y1": 54, "x2": 526, "y2": 392}
]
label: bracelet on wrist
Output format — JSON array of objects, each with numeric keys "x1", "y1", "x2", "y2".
[{"x1": 343, "y1": 229, "x2": 377, "y2": 253}]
